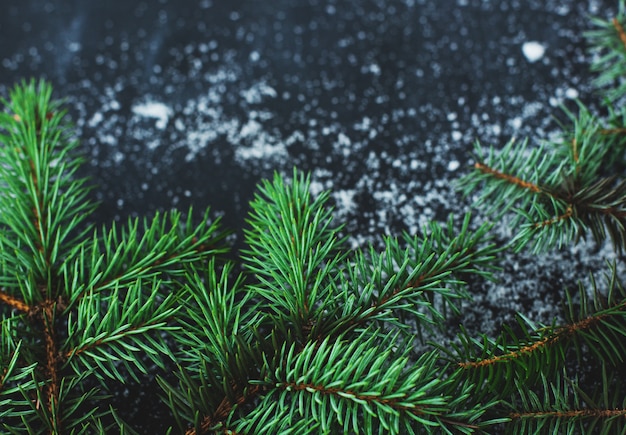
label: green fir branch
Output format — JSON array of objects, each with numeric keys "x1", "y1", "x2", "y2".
[
  {"x1": 242, "y1": 169, "x2": 347, "y2": 343},
  {"x1": 446, "y1": 264, "x2": 626, "y2": 401},
  {"x1": 63, "y1": 208, "x2": 228, "y2": 307},
  {"x1": 322, "y1": 213, "x2": 499, "y2": 342},
  {"x1": 507, "y1": 368, "x2": 626, "y2": 434},
  {"x1": 0, "y1": 80, "x2": 228, "y2": 432},
  {"x1": 3, "y1": 3, "x2": 626, "y2": 433},
  {"x1": 461, "y1": 101, "x2": 626, "y2": 252},
  {"x1": 62, "y1": 277, "x2": 180, "y2": 384},
  {"x1": 586, "y1": 0, "x2": 626, "y2": 102},
  {"x1": 245, "y1": 330, "x2": 496, "y2": 435}
]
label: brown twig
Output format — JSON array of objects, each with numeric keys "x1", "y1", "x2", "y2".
[
  {"x1": 0, "y1": 290, "x2": 30, "y2": 313},
  {"x1": 613, "y1": 18, "x2": 626, "y2": 52},
  {"x1": 474, "y1": 162, "x2": 542, "y2": 193},
  {"x1": 458, "y1": 304, "x2": 623, "y2": 369},
  {"x1": 41, "y1": 300, "x2": 62, "y2": 434},
  {"x1": 510, "y1": 408, "x2": 626, "y2": 421},
  {"x1": 185, "y1": 384, "x2": 264, "y2": 435},
  {"x1": 533, "y1": 205, "x2": 573, "y2": 228}
]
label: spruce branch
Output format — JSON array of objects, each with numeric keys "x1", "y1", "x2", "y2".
[
  {"x1": 0, "y1": 79, "x2": 227, "y2": 432},
  {"x1": 242, "y1": 169, "x2": 347, "y2": 344},
  {"x1": 62, "y1": 277, "x2": 180, "y2": 384},
  {"x1": 322, "y1": 213, "x2": 500, "y2": 341},
  {"x1": 442, "y1": 262, "x2": 626, "y2": 409},
  {"x1": 0, "y1": 82, "x2": 95, "y2": 290},
  {"x1": 230, "y1": 330, "x2": 498, "y2": 435},
  {"x1": 162, "y1": 171, "x2": 500, "y2": 434},
  {"x1": 507, "y1": 369, "x2": 626, "y2": 434},
  {"x1": 461, "y1": 102, "x2": 626, "y2": 252},
  {"x1": 586, "y1": 1, "x2": 626, "y2": 102},
  {"x1": 61, "y1": 207, "x2": 227, "y2": 310}
]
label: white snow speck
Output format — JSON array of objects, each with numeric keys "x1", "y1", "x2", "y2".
[
  {"x1": 522, "y1": 41, "x2": 546, "y2": 63},
  {"x1": 240, "y1": 119, "x2": 262, "y2": 138},
  {"x1": 240, "y1": 82, "x2": 277, "y2": 104},
  {"x1": 565, "y1": 88, "x2": 579, "y2": 99},
  {"x1": 88, "y1": 111, "x2": 103, "y2": 127},
  {"x1": 508, "y1": 116, "x2": 523, "y2": 130},
  {"x1": 332, "y1": 189, "x2": 357, "y2": 216},
  {"x1": 132, "y1": 101, "x2": 172, "y2": 129},
  {"x1": 447, "y1": 160, "x2": 460, "y2": 171}
]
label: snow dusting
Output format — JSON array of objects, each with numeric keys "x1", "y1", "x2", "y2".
[{"x1": 131, "y1": 101, "x2": 172, "y2": 130}]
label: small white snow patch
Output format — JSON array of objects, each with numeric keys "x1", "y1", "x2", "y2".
[
  {"x1": 565, "y1": 88, "x2": 579, "y2": 99},
  {"x1": 240, "y1": 82, "x2": 277, "y2": 104},
  {"x1": 240, "y1": 119, "x2": 262, "y2": 138},
  {"x1": 68, "y1": 42, "x2": 82, "y2": 52},
  {"x1": 88, "y1": 111, "x2": 103, "y2": 127},
  {"x1": 336, "y1": 132, "x2": 351, "y2": 146},
  {"x1": 508, "y1": 116, "x2": 523, "y2": 130},
  {"x1": 447, "y1": 160, "x2": 460, "y2": 171},
  {"x1": 522, "y1": 41, "x2": 546, "y2": 63},
  {"x1": 332, "y1": 189, "x2": 357, "y2": 215},
  {"x1": 132, "y1": 101, "x2": 172, "y2": 129}
]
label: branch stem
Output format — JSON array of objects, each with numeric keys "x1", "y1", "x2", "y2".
[
  {"x1": 612, "y1": 17, "x2": 626, "y2": 52},
  {"x1": 41, "y1": 301, "x2": 61, "y2": 434}
]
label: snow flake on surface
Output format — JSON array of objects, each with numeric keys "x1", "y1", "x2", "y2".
[
  {"x1": 521, "y1": 41, "x2": 546, "y2": 63},
  {"x1": 131, "y1": 101, "x2": 172, "y2": 130}
]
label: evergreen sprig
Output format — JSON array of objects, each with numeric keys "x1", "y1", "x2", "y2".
[
  {"x1": 443, "y1": 262, "x2": 626, "y2": 402},
  {"x1": 508, "y1": 368, "x2": 626, "y2": 435},
  {"x1": 3, "y1": 3, "x2": 626, "y2": 434},
  {"x1": 586, "y1": 0, "x2": 626, "y2": 103},
  {"x1": 460, "y1": 91, "x2": 626, "y2": 253},
  {"x1": 160, "y1": 170, "x2": 501, "y2": 434},
  {"x1": 0, "y1": 80, "x2": 227, "y2": 433}
]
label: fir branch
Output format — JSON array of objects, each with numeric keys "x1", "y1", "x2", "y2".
[
  {"x1": 0, "y1": 80, "x2": 96, "y2": 288},
  {"x1": 586, "y1": 2, "x2": 626, "y2": 102},
  {"x1": 158, "y1": 259, "x2": 266, "y2": 434},
  {"x1": 171, "y1": 260, "x2": 260, "y2": 378},
  {"x1": 508, "y1": 369, "x2": 626, "y2": 434},
  {"x1": 242, "y1": 169, "x2": 347, "y2": 343},
  {"x1": 63, "y1": 278, "x2": 180, "y2": 384},
  {"x1": 323, "y1": 213, "x2": 499, "y2": 340},
  {"x1": 64, "y1": 208, "x2": 227, "y2": 307},
  {"x1": 245, "y1": 331, "x2": 495, "y2": 434},
  {"x1": 448, "y1": 264, "x2": 626, "y2": 399},
  {"x1": 0, "y1": 80, "x2": 229, "y2": 432},
  {"x1": 461, "y1": 104, "x2": 626, "y2": 252},
  {"x1": 460, "y1": 137, "x2": 564, "y2": 219}
]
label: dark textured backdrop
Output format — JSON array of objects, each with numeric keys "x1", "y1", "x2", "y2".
[{"x1": 0, "y1": 0, "x2": 620, "y2": 432}]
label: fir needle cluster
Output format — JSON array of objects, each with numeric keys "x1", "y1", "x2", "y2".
[{"x1": 2, "y1": 3, "x2": 626, "y2": 435}]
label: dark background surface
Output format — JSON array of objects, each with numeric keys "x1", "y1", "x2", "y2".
[{"x1": 0, "y1": 0, "x2": 620, "y2": 432}]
